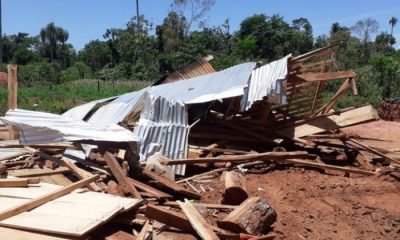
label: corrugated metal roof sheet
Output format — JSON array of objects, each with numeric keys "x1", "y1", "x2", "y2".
[
  {"x1": 62, "y1": 96, "x2": 117, "y2": 121},
  {"x1": 1, "y1": 109, "x2": 139, "y2": 145},
  {"x1": 133, "y1": 95, "x2": 188, "y2": 175},
  {"x1": 86, "y1": 62, "x2": 256, "y2": 128},
  {"x1": 241, "y1": 55, "x2": 291, "y2": 110},
  {"x1": 87, "y1": 88, "x2": 149, "y2": 128},
  {"x1": 162, "y1": 60, "x2": 216, "y2": 84}
]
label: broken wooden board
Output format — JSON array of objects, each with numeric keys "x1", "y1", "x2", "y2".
[
  {"x1": 141, "y1": 168, "x2": 201, "y2": 200},
  {"x1": 0, "y1": 177, "x2": 142, "y2": 237},
  {"x1": 278, "y1": 105, "x2": 379, "y2": 138},
  {"x1": 8, "y1": 167, "x2": 71, "y2": 177},
  {"x1": 104, "y1": 152, "x2": 142, "y2": 199},
  {"x1": 177, "y1": 199, "x2": 220, "y2": 240}
]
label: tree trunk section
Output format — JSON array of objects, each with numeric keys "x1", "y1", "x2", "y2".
[
  {"x1": 222, "y1": 171, "x2": 248, "y2": 205},
  {"x1": 217, "y1": 197, "x2": 277, "y2": 235}
]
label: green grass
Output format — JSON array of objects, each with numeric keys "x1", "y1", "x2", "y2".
[{"x1": 0, "y1": 79, "x2": 152, "y2": 115}]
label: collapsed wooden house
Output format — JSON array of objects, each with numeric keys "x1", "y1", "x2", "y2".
[{"x1": 0, "y1": 46, "x2": 398, "y2": 239}]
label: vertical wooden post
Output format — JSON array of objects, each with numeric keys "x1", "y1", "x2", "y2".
[{"x1": 7, "y1": 64, "x2": 17, "y2": 110}]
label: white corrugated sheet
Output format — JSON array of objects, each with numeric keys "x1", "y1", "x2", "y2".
[
  {"x1": 88, "y1": 88, "x2": 149, "y2": 128},
  {"x1": 62, "y1": 96, "x2": 117, "y2": 121},
  {"x1": 241, "y1": 55, "x2": 291, "y2": 110},
  {"x1": 133, "y1": 95, "x2": 189, "y2": 175},
  {"x1": 86, "y1": 63, "x2": 256, "y2": 128},
  {"x1": 0, "y1": 109, "x2": 139, "y2": 145}
]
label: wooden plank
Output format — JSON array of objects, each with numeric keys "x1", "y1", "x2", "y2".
[
  {"x1": 177, "y1": 199, "x2": 220, "y2": 240},
  {"x1": 127, "y1": 178, "x2": 172, "y2": 200},
  {"x1": 136, "y1": 219, "x2": 150, "y2": 240},
  {"x1": 0, "y1": 226, "x2": 80, "y2": 240},
  {"x1": 294, "y1": 71, "x2": 355, "y2": 82},
  {"x1": 167, "y1": 151, "x2": 309, "y2": 165},
  {"x1": 280, "y1": 158, "x2": 376, "y2": 176},
  {"x1": 141, "y1": 168, "x2": 201, "y2": 200},
  {"x1": 8, "y1": 167, "x2": 71, "y2": 177},
  {"x1": 62, "y1": 157, "x2": 101, "y2": 192},
  {"x1": 104, "y1": 152, "x2": 142, "y2": 199},
  {"x1": 7, "y1": 64, "x2": 18, "y2": 110},
  {"x1": 0, "y1": 175, "x2": 99, "y2": 221},
  {"x1": 0, "y1": 178, "x2": 40, "y2": 187},
  {"x1": 163, "y1": 201, "x2": 236, "y2": 210},
  {"x1": 278, "y1": 105, "x2": 379, "y2": 138},
  {"x1": 145, "y1": 204, "x2": 239, "y2": 240},
  {"x1": 347, "y1": 138, "x2": 400, "y2": 165}
]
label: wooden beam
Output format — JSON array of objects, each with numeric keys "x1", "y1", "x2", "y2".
[
  {"x1": 62, "y1": 157, "x2": 101, "y2": 192},
  {"x1": 127, "y1": 178, "x2": 173, "y2": 200},
  {"x1": 136, "y1": 220, "x2": 150, "y2": 240},
  {"x1": 145, "y1": 204, "x2": 240, "y2": 240},
  {"x1": 7, "y1": 64, "x2": 18, "y2": 110},
  {"x1": 104, "y1": 152, "x2": 142, "y2": 199},
  {"x1": 294, "y1": 71, "x2": 355, "y2": 82},
  {"x1": 280, "y1": 158, "x2": 376, "y2": 176},
  {"x1": 141, "y1": 168, "x2": 201, "y2": 200},
  {"x1": 167, "y1": 151, "x2": 310, "y2": 165},
  {"x1": 177, "y1": 199, "x2": 220, "y2": 240},
  {"x1": 163, "y1": 201, "x2": 236, "y2": 210},
  {"x1": 0, "y1": 178, "x2": 40, "y2": 187},
  {"x1": 0, "y1": 174, "x2": 99, "y2": 221},
  {"x1": 8, "y1": 167, "x2": 71, "y2": 178},
  {"x1": 347, "y1": 138, "x2": 400, "y2": 165}
]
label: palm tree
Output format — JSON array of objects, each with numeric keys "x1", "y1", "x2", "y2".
[
  {"x1": 389, "y1": 17, "x2": 398, "y2": 37},
  {"x1": 39, "y1": 22, "x2": 69, "y2": 62}
]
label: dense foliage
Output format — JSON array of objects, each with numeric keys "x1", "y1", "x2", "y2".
[{"x1": 1, "y1": 1, "x2": 399, "y2": 110}]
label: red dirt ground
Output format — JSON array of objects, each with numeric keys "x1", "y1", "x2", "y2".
[{"x1": 191, "y1": 120, "x2": 400, "y2": 240}]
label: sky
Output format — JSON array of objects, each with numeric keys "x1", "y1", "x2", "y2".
[{"x1": 2, "y1": 0, "x2": 400, "y2": 50}]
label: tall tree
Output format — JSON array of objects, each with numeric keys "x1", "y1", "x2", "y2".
[
  {"x1": 351, "y1": 18, "x2": 379, "y2": 58},
  {"x1": 389, "y1": 16, "x2": 398, "y2": 44},
  {"x1": 39, "y1": 22, "x2": 69, "y2": 62},
  {"x1": 171, "y1": 0, "x2": 215, "y2": 37}
]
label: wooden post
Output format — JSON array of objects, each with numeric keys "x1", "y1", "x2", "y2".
[{"x1": 7, "y1": 64, "x2": 17, "y2": 110}]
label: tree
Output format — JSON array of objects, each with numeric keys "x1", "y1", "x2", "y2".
[
  {"x1": 389, "y1": 17, "x2": 398, "y2": 36},
  {"x1": 171, "y1": 0, "x2": 215, "y2": 36},
  {"x1": 39, "y1": 22, "x2": 70, "y2": 63},
  {"x1": 79, "y1": 40, "x2": 112, "y2": 73},
  {"x1": 351, "y1": 18, "x2": 379, "y2": 58}
]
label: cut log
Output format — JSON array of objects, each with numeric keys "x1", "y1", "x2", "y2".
[
  {"x1": 222, "y1": 171, "x2": 248, "y2": 205},
  {"x1": 163, "y1": 201, "x2": 236, "y2": 210},
  {"x1": 217, "y1": 197, "x2": 277, "y2": 235},
  {"x1": 177, "y1": 199, "x2": 220, "y2": 240}
]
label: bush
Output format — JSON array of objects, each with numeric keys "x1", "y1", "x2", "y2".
[{"x1": 60, "y1": 61, "x2": 94, "y2": 82}]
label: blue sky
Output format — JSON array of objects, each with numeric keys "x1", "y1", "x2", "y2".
[{"x1": 3, "y1": 0, "x2": 400, "y2": 50}]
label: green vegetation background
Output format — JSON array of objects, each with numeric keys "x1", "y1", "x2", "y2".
[{"x1": 1, "y1": 1, "x2": 399, "y2": 115}]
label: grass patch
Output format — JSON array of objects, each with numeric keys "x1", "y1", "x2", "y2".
[{"x1": 0, "y1": 79, "x2": 151, "y2": 115}]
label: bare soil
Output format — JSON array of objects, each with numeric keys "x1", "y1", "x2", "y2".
[{"x1": 193, "y1": 120, "x2": 400, "y2": 240}]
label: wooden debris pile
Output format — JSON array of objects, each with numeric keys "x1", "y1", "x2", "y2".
[
  {"x1": 378, "y1": 98, "x2": 400, "y2": 121},
  {"x1": 0, "y1": 45, "x2": 398, "y2": 239}
]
